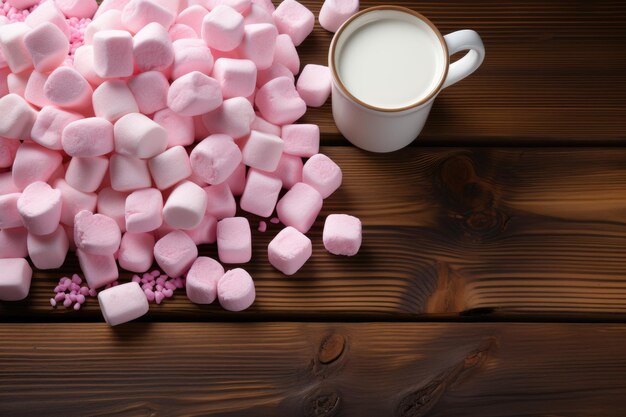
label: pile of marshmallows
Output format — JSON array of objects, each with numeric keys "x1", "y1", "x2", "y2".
[{"x1": 0, "y1": 0, "x2": 362, "y2": 326}]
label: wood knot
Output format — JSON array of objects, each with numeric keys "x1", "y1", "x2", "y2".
[
  {"x1": 396, "y1": 379, "x2": 446, "y2": 417},
  {"x1": 318, "y1": 333, "x2": 345, "y2": 365},
  {"x1": 304, "y1": 389, "x2": 340, "y2": 417},
  {"x1": 439, "y1": 155, "x2": 476, "y2": 194}
]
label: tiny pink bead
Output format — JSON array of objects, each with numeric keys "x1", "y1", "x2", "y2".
[
  {"x1": 62, "y1": 281, "x2": 71, "y2": 290},
  {"x1": 63, "y1": 297, "x2": 73, "y2": 308},
  {"x1": 88, "y1": 289, "x2": 97, "y2": 297},
  {"x1": 79, "y1": 287, "x2": 90, "y2": 296},
  {"x1": 144, "y1": 289, "x2": 155, "y2": 302},
  {"x1": 156, "y1": 276, "x2": 166, "y2": 285},
  {"x1": 132, "y1": 275, "x2": 141, "y2": 283},
  {"x1": 72, "y1": 275, "x2": 82, "y2": 284},
  {"x1": 270, "y1": 217, "x2": 280, "y2": 224},
  {"x1": 156, "y1": 284, "x2": 163, "y2": 292},
  {"x1": 159, "y1": 275, "x2": 168, "y2": 281},
  {"x1": 60, "y1": 277, "x2": 70, "y2": 284},
  {"x1": 50, "y1": 298, "x2": 57, "y2": 307},
  {"x1": 162, "y1": 288, "x2": 173, "y2": 298},
  {"x1": 69, "y1": 294, "x2": 77, "y2": 302},
  {"x1": 54, "y1": 292, "x2": 66, "y2": 302},
  {"x1": 150, "y1": 270, "x2": 161, "y2": 277},
  {"x1": 142, "y1": 283, "x2": 153, "y2": 291},
  {"x1": 155, "y1": 291, "x2": 165, "y2": 304},
  {"x1": 174, "y1": 278, "x2": 184, "y2": 289},
  {"x1": 164, "y1": 281, "x2": 176, "y2": 291},
  {"x1": 54, "y1": 285, "x2": 63, "y2": 293},
  {"x1": 76, "y1": 294, "x2": 86, "y2": 304},
  {"x1": 73, "y1": 303, "x2": 81, "y2": 311},
  {"x1": 71, "y1": 283, "x2": 81, "y2": 292}
]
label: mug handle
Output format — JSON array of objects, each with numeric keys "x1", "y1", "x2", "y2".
[{"x1": 442, "y1": 30, "x2": 485, "y2": 89}]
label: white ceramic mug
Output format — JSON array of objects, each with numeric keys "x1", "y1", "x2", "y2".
[{"x1": 328, "y1": 6, "x2": 485, "y2": 153}]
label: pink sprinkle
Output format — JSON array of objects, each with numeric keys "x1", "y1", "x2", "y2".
[
  {"x1": 258, "y1": 221, "x2": 267, "y2": 232},
  {"x1": 155, "y1": 291, "x2": 165, "y2": 304},
  {"x1": 150, "y1": 270, "x2": 161, "y2": 277},
  {"x1": 60, "y1": 277, "x2": 70, "y2": 285},
  {"x1": 156, "y1": 284, "x2": 163, "y2": 292},
  {"x1": 164, "y1": 281, "x2": 176, "y2": 291},
  {"x1": 71, "y1": 274, "x2": 82, "y2": 285},
  {"x1": 131, "y1": 275, "x2": 141, "y2": 283},
  {"x1": 88, "y1": 288, "x2": 97, "y2": 297},
  {"x1": 62, "y1": 281, "x2": 71, "y2": 290},
  {"x1": 270, "y1": 217, "x2": 280, "y2": 224},
  {"x1": 70, "y1": 283, "x2": 80, "y2": 292},
  {"x1": 54, "y1": 292, "x2": 66, "y2": 302},
  {"x1": 156, "y1": 276, "x2": 166, "y2": 285},
  {"x1": 144, "y1": 289, "x2": 155, "y2": 301},
  {"x1": 69, "y1": 293, "x2": 77, "y2": 302},
  {"x1": 70, "y1": 290, "x2": 77, "y2": 296},
  {"x1": 141, "y1": 283, "x2": 153, "y2": 291},
  {"x1": 50, "y1": 298, "x2": 57, "y2": 307},
  {"x1": 53, "y1": 285, "x2": 63, "y2": 293},
  {"x1": 174, "y1": 278, "x2": 184, "y2": 289},
  {"x1": 79, "y1": 286, "x2": 90, "y2": 296},
  {"x1": 63, "y1": 297, "x2": 72, "y2": 308},
  {"x1": 76, "y1": 294, "x2": 86, "y2": 304},
  {"x1": 162, "y1": 288, "x2": 173, "y2": 298},
  {"x1": 73, "y1": 303, "x2": 81, "y2": 311}
]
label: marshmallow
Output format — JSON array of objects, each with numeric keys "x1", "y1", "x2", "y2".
[
  {"x1": 73, "y1": 45, "x2": 105, "y2": 86},
  {"x1": 323, "y1": 214, "x2": 361, "y2": 256},
  {"x1": 17, "y1": 181, "x2": 62, "y2": 236},
  {"x1": 241, "y1": 130, "x2": 284, "y2": 172},
  {"x1": 243, "y1": 2, "x2": 273, "y2": 24},
  {"x1": 0, "y1": 193, "x2": 22, "y2": 229},
  {"x1": 201, "y1": 5, "x2": 244, "y2": 52},
  {"x1": 44, "y1": 67, "x2": 93, "y2": 112},
  {"x1": 7, "y1": 71, "x2": 30, "y2": 97},
  {"x1": 154, "y1": 230, "x2": 198, "y2": 277},
  {"x1": 177, "y1": 5, "x2": 208, "y2": 35},
  {"x1": 0, "y1": 137, "x2": 19, "y2": 168},
  {"x1": 114, "y1": 113, "x2": 168, "y2": 158},
  {"x1": 0, "y1": 67, "x2": 9, "y2": 97},
  {"x1": 273, "y1": 33, "x2": 299, "y2": 74},
  {"x1": 85, "y1": 9, "x2": 124, "y2": 44},
  {"x1": 6, "y1": 0, "x2": 39, "y2": 8},
  {"x1": 31, "y1": 107, "x2": 81, "y2": 151},
  {"x1": 185, "y1": 256, "x2": 224, "y2": 304},
  {"x1": 204, "y1": 183, "x2": 236, "y2": 219},
  {"x1": 184, "y1": 211, "x2": 217, "y2": 244},
  {"x1": 193, "y1": 114, "x2": 210, "y2": 140},
  {"x1": 272, "y1": 0, "x2": 314, "y2": 46},
  {"x1": 319, "y1": 0, "x2": 359, "y2": 33},
  {"x1": 97, "y1": 187, "x2": 128, "y2": 231},
  {"x1": 237, "y1": 23, "x2": 277, "y2": 70},
  {"x1": 122, "y1": 0, "x2": 175, "y2": 34},
  {"x1": 12, "y1": 142, "x2": 63, "y2": 189},
  {"x1": 98, "y1": 282, "x2": 148, "y2": 325},
  {"x1": 163, "y1": 180, "x2": 207, "y2": 229},
  {"x1": 256, "y1": 62, "x2": 294, "y2": 87},
  {"x1": 281, "y1": 124, "x2": 319, "y2": 157},
  {"x1": 250, "y1": 115, "x2": 281, "y2": 136},
  {"x1": 276, "y1": 182, "x2": 322, "y2": 233},
  {"x1": 190, "y1": 134, "x2": 242, "y2": 185},
  {"x1": 0, "y1": 94, "x2": 37, "y2": 140},
  {"x1": 133, "y1": 22, "x2": 174, "y2": 72},
  {"x1": 73, "y1": 210, "x2": 121, "y2": 255},
  {"x1": 55, "y1": 0, "x2": 99, "y2": 19},
  {"x1": 0, "y1": 228, "x2": 28, "y2": 259},
  {"x1": 128, "y1": 71, "x2": 169, "y2": 115},
  {"x1": 27, "y1": 225, "x2": 69, "y2": 269},
  {"x1": 169, "y1": 23, "x2": 198, "y2": 41},
  {"x1": 65, "y1": 156, "x2": 109, "y2": 193},
  {"x1": 251, "y1": 0, "x2": 274, "y2": 13},
  {"x1": 217, "y1": 267, "x2": 255, "y2": 311},
  {"x1": 25, "y1": 1, "x2": 70, "y2": 38},
  {"x1": 264, "y1": 153, "x2": 302, "y2": 189},
  {"x1": 208, "y1": 0, "x2": 250, "y2": 13},
  {"x1": 212, "y1": 58, "x2": 256, "y2": 98},
  {"x1": 268, "y1": 226, "x2": 312, "y2": 275},
  {"x1": 94, "y1": 0, "x2": 130, "y2": 19},
  {"x1": 202, "y1": 96, "x2": 255, "y2": 138},
  {"x1": 302, "y1": 153, "x2": 342, "y2": 198},
  {"x1": 23, "y1": 23, "x2": 69, "y2": 74},
  {"x1": 125, "y1": 187, "x2": 164, "y2": 232},
  {"x1": 118, "y1": 232, "x2": 155, "y2": 273},
  {"x1": 255, "y1": 76, "x2": 306, "y2": 125},
  {"x1": 93, "y1": 30, "x2": 134, "y2": 78},
  {"x1": 217, "y1": 217, "x2": 251, "y2": 263},
  {"x1": 167, "y1": 71, "x2": 222, "y2": 116},
  {"x1": 0, "y1": 258, "x2": 32, "y2": 301},
  {"x1": 24, "y1": 71, "x2": 54, "y2": 108},
  {"x1": 109, "y1": 153, "x2": 152, "y2": 191},
  {"x1": 297, "y1": 64, "x2": 332, "y2": 107},
  {"x1": 240, "y1": 169, "x2": 282, "y2": 217},
  {"x1": 171, "y1": 38, "x2": 214, "y2": 79},
  {"x1": 0, "y1": 22, "x2": 34, "y2": 73},
  {"x1": 62, "y1": 117, "x2": 115, "y2": 157},
  {"x1": 153, "y1": 108, "x2": 195, "y2": 147},
  {"x1": 78, "y1": 248, "x2": 118, "y2": 288},
  {"x1": 152, "y1": 0, "x2": 179, "y2": 14},
  {"x1": 224, "y1": 162, "x2": 246, "y2": 196},
  {"x1": 148, "y1": 146, "x2": 192, "y2": 190},
  {"x1": 53, "y1": 179, "x2": 98, "y2": 226},
  {"x1": 92, "y1": 80, "x2": 139, "y2": 122}
]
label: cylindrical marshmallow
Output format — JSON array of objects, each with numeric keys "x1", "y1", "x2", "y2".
[
  {"x1": 204, "y1": 183, "x2": 236, "y2": 220},
  {"x1": 190, "y1": 134, "x2": 242, "y2": 185},
  {"x1": 272, "y1": 0, "x2": 314, "y2": 46},
  {"x1": 93, "y1": 29, "x2": 134, "y2": 78},
  {"x1": 167, "y1": 71, "x2": 222, "y2": 116},
  {"x1": 133, "y1": 22, "x2": 174, "y2": 72},
  {"x1": 17, "y1": 181, "x2": 62, "y2": 236},
  {"x1": 255, "y1": 76, "x2": 306, "y2": 125},
  {"x1": 122, "y1": 0, "x2": 175, "y2": 34},
  {"x1": 276, "y1": 182, "x2": 323, "y2": 233},
  {"x1": 44, "y1": 66, "x2": 93, "y2": 112},
  {"x1": 176, "y1": 5, "x2": 208, "y2": 36},
  {"x1": 0, "y1": 22, "x2": 33, "y2": 73},
  {"x1": 171, "y1": 38, "x2": 214, "y2": 80},
  {"x1": 216, "y1": 217, "x2": 251, "y2": 264},
  {"x1": 264, "y1": 153, "x2": 303, "y2": 189},
  {"x1": 0, "y1": 228, "x2": 28, "y2": 259},
  {"x1": 27, "y1": 225, "x2": 69, "y2": 269},
  {"x1": 98, "y1": 282, "x2": 148, "y2": 326},
  {"x1": 0, "y1": 94, "x2": 37, "y2": 140},
  {"x1": 65, "y1": 156, "x2": 109, "y2": 193},
  {"x1": 148, "y1": 145, "x2": 192, "y2": 190},
  {"x1": 296, "y1": 64, "x2": 332, "y2": 107},
  {"x1": 163, "y1": 180, "x2": 207, "y2": 229},
  {"x1": 31, "y1": 106, "x2": 82, "y2": 151},
  {"x1": 323, "y1": 213, "x2": 362, "y2": 256},
  {"x1": 256, "y1": 62, "x2": 294, "y2": 87},
  {"x1": 0, "y1": 193, "x2": 22, "y2": 229},
  {"x1": 217, "y1": 268, "x2": 255, "y2": 311},
  {"x1": 125, "y1": 187, "x2": 163, "y2": 233},
  {"x1": 201, "y1": 5, "x2": 244, "y2": 52},
  {"x1": 118, "y1": 232, "x2": 155, "y2": 273},
  {"x1": 241, "y1": 130, "x2": 284, "y2": 172},
  {"x1": 114, "y1": 113, "x2": 168, "y2": 159},
  {"x1": 72, "y1": 45, "x2": 105, "y2": 86},
  {"x1": 53, "y1": 178, "x2": 98, "y2": 226},
  {"x1": 153, "y1": 230, "x2": 198, "y2": 277},
  {"x1": 224, "y1": 162, "x2": 246, "y2": 196},
  {"x1": 128, "y1": 71, "x2": 169, "y2": 115},
  {"x1": 236, "y1": 23, "x2": 277, "y2": 70},
  {"x1": 12, "y1": 142, "x2": 63, "y2": 189},
  {"x1": 62, "y1": 117, "x2": 115, "y2": 157},
  {"x1": 23, "y1": 22, "x2": 69, "y2": 73},
  {"x1": 55, "y1": 0, "x2": 99, "y2": 19},
  {"x1": 268, "y1": 226, "x2": 312, "y2": 275},
  {"x1": 0, "y1": 137, "x2": 20, "y2": 169},
  {"x1": 97, "y1": 187, "x2": 128, "y2": 231},
  {"x1": 25, "y1": 1, "x2": 70, "y2": 38},
  {"x1": 185, "y1": 256, "x2": 224, "y2": 304},
  {"x1": 0, "y1": 258, "x2": 32, "y2": 301},
  {"x1": 302, "y1": 153, "x2": 342, "y2": 199},
  {"x1": 318, "y1": 0, "x2": 359, "y2": 33},
  {"x1": 184, "y1": 211, "x2": 217, "y2": 245},
  {"x1": 243, "y1": 2, "x2": 273, "y2": 25},
  {"x1": 240, "y1": 168, "x2": 282, "y2": 217},
  {"x1": 202, "y1": 96, "x2": 255, "y2": 139},
  {"x1": 74, "y1": 210, "x2": 122, "y2": 255},
  {"x1": 77, "y1": 248, "x2": 119, "y2": 289},
  {"x1": 169, "y1": 23, "x2": 198, "y2": 41},
  {"x1": 153, "y1": 108, "x2": 195, "y2": 148},
  {"x1": 212, "y1": 58, "x2": 256, "y2": 99},
  {"x1": 24, "y1": 71, "x2": 53, "y2": 108},
  {"x1": 281, "y1": 124, "x2": 320, "y2": 157},
  {"x1": 109, "y1": 153, "x2": 152, "y2": 192},
  {"x1": 92, "y1": 80, "x2": 139, "y2": 122},
  {"x1": 85, "y1": 9, "x2": 124, "y2": 44},
  {"x1": 273, "y1": 33, "x2": 299, "y2": 74}
]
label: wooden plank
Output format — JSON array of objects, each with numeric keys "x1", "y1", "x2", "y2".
[
  {"x1": 297, "y1": 0, "x2": 626, "y2": 143},
  {"x1": 5, "y1": 147, "x2": 626, "y2": 320},
  {"x1": 1, "y1": 322, "x2": 626, "y2": 416}
]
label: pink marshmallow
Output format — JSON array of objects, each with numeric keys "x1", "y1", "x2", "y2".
[
  {"x1": 93, "y1": 30, "x2": 134, "y2": 78},
  {"x1": 251, "y1": 0, "x2": 274, "y2": 13},
  {"x1": 53, "y1": 179, "x2": 98, "y2": 226},
  {"x1": 212, "y1": 58, "x2": 256, "y2": 99},
  {"x1": 154, "y1": 230, "x2": 198, "y2": 277},
  {"x1": 133, "y1": 22, "x2": 174, "y2": 72},
  {"x1": 240, "y1": 168, "x2": 282, "y2": 217},
  {"x1": 55, "y1": 0, "x2": 98, "y2": 19},
  {"x1": 171, "y1": 38, "x2": 214, "y2": 79},
  {"x1": 121, "y1": 0, "x2": 175, "y2": 34},
  {"x1": 0, "y1": 23, "x2": 34, "y2": 73},
  {"x1": 17, "y1": 181, "x2": 62, "y2": 236},
  {"x1": 272, "y1": 0, "x2": 314, "y2": 46},
  {"x1": 77, "y1": 249, "x2": 119, "y2": 289},
  {"x1": 302, "y1": 153, "x2": 342, "y2": 198},
  {"x1": 202, "y1": 96, "x2": 255, "y2": 138},
  {"x1": 243, "y1": 2, "x2": 273, "y2": 24},
  {"x1": 85, "y1": 10, "x2": 124, "y2": 44},
  {"x1": 92, "y1": 80, "x2": 139, "y2": 122},
  {"x1": 0, "y1": 137, "x2": 20, "y2": 169},
  {"x1": 203, "y1": 182, "x2": 236, "y2": 219},
  {"x1": 109, "y1": 153, "x2": 152, "y2": 191},
  {"x1": 98, "y1": 281, "x2": 148, "y2": 325},
  {"x1": 273, "y1": 33, "x2": 299, "y2": 74},
  {"x1": 217, "y1": 217, "x2": 251, "y2": 263},
  {"x1": 6, "y1": 0, "x2": 39, "y2": 8},
  {"x1": 201, "y1": 5, "x2": 244, "y2": 52},
  {"x1": 114, "y1": 113, "x2": 168, "y2": 158},
  {"x1": 125, "y1": 187, "x2": 164, "y2": 232},
  {"x1": 190, "y1": 134, "x2": 242, "y2": 185},
  {"x1": 0, "y1": 228, "x2": 28, "y2": 259},
  {"x1": 297, "y1": 64, "x2": 331, "y2": 107},
  {"x1": 237, "y1": 23, "x2": 277, "y2": 70},
  {"x1": 74, "y1": 210, "x2": 122, "y2": 255},
  {"x1": 97, "y1": 187, "x2": 128, "y2": 231},
  {"x1": 323, "y1": 214, "x2": 362, "y2": 256},
  {"x1": 0, "y1": 67, "x2": 9, "y2": 97},
  {"x1": 167, "y1": 71, "x2": 222, "y2": 116},
  {"x1": 31, "y1": 107, "x2": 82, "y2": 151},
  {"x1": 281, "y1": 124, "x2": 319, "y2": 157},
  {"x1": 0, "y1": 94, "x2": 37, "y2": 140},
  {"x1": 193, "y1": 114, "x2": 210, "y2": 140},
  {"x1": 0, "y1": 193, "x2": 22, "y2": 229},
  {"x1": 7, "y1": 71, "x2": 30, "y2": 98},
  {"x1": 152, "y1": 0, "x2": 179, "y2": 15},
  {"x1": 186, "y1": 256, "x2": 223, "y2": 304},
  {"x1": 255, "y1": 76, "x2": 306, "y2": 125},
  {"x1": 256, "y1": 62, "x2": 294, "y2": 87},
  {"x1": 0, "y1": 258, "x2": 32, "y2": 301},
  {"x1": 73, "y1": 45, "x2": 105, "y2": 86},
  {"x1": 169, "y1": 23, "x2": 198, "y2": 41},
  {"x1": 24, "y1": 22, "x2": 69, "y2": 73},
  {"x1": 65, "y1": 156, "x2": 109, "y2": 193},
  {"x1": 217, "y1": 267, "x2": 255, "y2": 311},
  {"x1": 163, "y1": 180, "x2": 207, "y2": 229},
  {"x1": 264, "y1": 153, "x2": 303, "y2": 189},
  {"x1": 184, "y1": 211, "x2": 217, "y2": 244},
  {"x1": 25, "y1": 1, "x2": 70, "y2": 39},
  {"x1": 208, "y1": 0, "x2": 250, "y2": 13},
  {"x1": 250, "y1": 115, "x2": 281, "y2": 136},
  {"x1": 241, "y1": 129, "x2": 284, "y2": 172},
  {"x1": 27, "y1": 225, "x2": 69, "y2": 269},
  {"x1": 12, "y1": 142, "x2": 63, "y2": 189},
  {"x1": 153, "y1": 108, "x2": 195, "y2": 147},
  {"x1": 94, "y1": 0, "x2": 130, "y2": 19},
  {"x1": 276, "y1": 182, "x2": 322, "y2": 233},
  {"x1": 128, "y1": 71, "x2": 169, "y2": 115},
  {"x1": 177, "y1": 5, "x2": 208, "y2": 35},
  {"x1": 224, "y1": 162, "x2": 246, "y2": 196},
  {"x1": 148, "y1": 145, "x2": 192, "y2": 190},
  {"x1": 24, "y1": 71, "x2": 53, "y2": 109},
  {"x1": 62, "y1": 117, "x2": 115, "y2": 157},
  {"x1": 44, "y1": 67, "x2": 93, "y2": 112},
  {"x1": 268, "y1": 226, "x2": 312, "y2": 275},
  {"x1": 318, "y1": 0, "x2": 359, "y2": 33},
  {"x1": 118, "y1": 232, "x2": 155, "y2": 273}
]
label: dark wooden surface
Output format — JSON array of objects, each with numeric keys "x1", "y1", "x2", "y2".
[{"x1": 2, "y1": 0, "x2": 626, "y2": 415}]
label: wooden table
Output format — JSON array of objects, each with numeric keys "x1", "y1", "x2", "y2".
[{"x1": 2, "y1": 1, "x2": 626, "y2": 415}]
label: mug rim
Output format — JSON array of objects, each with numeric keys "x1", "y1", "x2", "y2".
[{"x1": 329, "y1": 5, "x2": 450, "y2": 113}]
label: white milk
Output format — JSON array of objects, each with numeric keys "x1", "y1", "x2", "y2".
[{"x1": 336, "y1": 17, "x2": 445, "y2": 109}]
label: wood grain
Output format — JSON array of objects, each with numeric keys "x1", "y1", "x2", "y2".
[
  {"x1": 1, "y1": 322, "x2": 626, "y2": 417},
  {"x1": 298, "y1": 0, "x2": 626, "y2": 144},
  {"x1": 6, "y1": 147, "x2": 626, "y2": 320}
]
